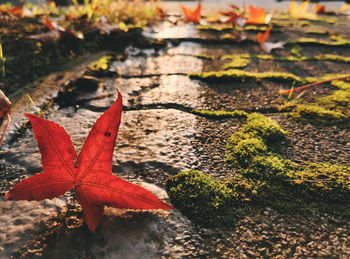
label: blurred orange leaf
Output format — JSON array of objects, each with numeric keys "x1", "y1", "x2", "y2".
[
  {"x1": 0, "y1": 5, "x2": 23, "y2": 17},
  {"x1": 340, "y1": 3, "x2": 350, "y2": 14},
  {"x1": 312, "y1": 3, "x2": 326, "y2": 14},
  {"x1": 246, "y1": 5, "x2": 271, "y2": 25},
  {"x1": 257, "y1": 27, "x2": 285, "y2": 53},
  {"x1": 181, "y1": 1, "x2": 202, "y2": 24}
]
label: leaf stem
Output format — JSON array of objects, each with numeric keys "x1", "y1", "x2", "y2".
[{"x1": 279, "y1": 75, "x2": 350, "y2": 95}]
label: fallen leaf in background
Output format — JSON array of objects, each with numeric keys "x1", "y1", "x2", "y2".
[
  {"x1": 43, "y1": 17, "x2": 58, "y2": 31},
  {"x1": 223, "y1": 12, "x2": 245, "y2": 26},
  {"x1": 289, "y1": 1, "x2": 318, "y2": 20},
  {"x1": 27, "y1": 18, "x2": 83, "y2": 42},
  {"x1": 246, "y1": 5, "x2": 271, "y2": 25},
  {"x1": 257, "y1": 27, "x2": 272, "y2": 45},
  {"x1": 156, "y1": 6, "x2": 166, "y2": 20},
  {"x1": 181, "y1": 1, "x2": 202, "y2": 24},
  {"x1": 340, "y1": 3, "x2": 350, "y2": 15},
  {"x1": 313, "y1": 3, "x2": 326, "y2": 14},
  {"x1": 0, "y1": 5, "x2": 23, "y2": 17},
  {"x1": 257, "y1": 27, "x2": 285, "y2": 53},
  {"x1": 5, "y1": 93, "x2": 172, "y2": 231},
  {"x1": 220, "y1": 4, "x2": 240, "y2": 16}
]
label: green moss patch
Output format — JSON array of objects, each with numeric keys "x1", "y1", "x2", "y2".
[
  {"x1": 222, "y1": 53, "x2": 350, "y2": 64},
  {"x1": 331, "y1": 80, "x2": 350, "y2": 89},
  {"x1": 87, "y1": 55, "x2": 112, "y2": 71},
  {"x1": 240, "y1": 25, "x2": 272, "y2": 32},
  {"x1": 291, "y1": 37, "x2": 350, "y2": 47},
  {"x1": 290, "y1": 45, "x2": 303, "y2": 58},
  {"x1": 319, "y1": 89, "x2": 350, "y2": 108},
  {"x1": 305, "y1": 29, "x2": 329, "y2": 35},
  {"x1": 226, "y1": 113, "x2": 292, "y2": 178},
  {"x1": 166, "y1": 114, "x2": 350, "y2": 226},
  {"x1": 290, "y1": 104, "x2": 349, "y2": 125},
  {"x1": 287, "y1": 76, "x2": 350, "y2": 125},
  {"x1": 314, "y1": 54, "x2": 350, "y2": 63},
  {"x1": 192, "y1": 109, "x2": 248, "y2": 119},
  {"x1": 189, "y1": 69, "x2": 304, "y2": 83},
  {"x1": 222, "y1": 56, "x2": 250, "y2": 70},
  {"x1": 228, "y1": 114, "x2": 350, "y2": 212},
  {"x1": 196, "y1": 24, "x2": 233, "y2": 32},
  {"x1": 196, "y1": 24, "x2": 276, "y2": 33},
  {"x1": 86, "y1": 55, "x2": 115, "y2": 76},
  {"x1": 238, "y1": 113, "x2": 288, "y2": 145},
  {"x1": 166, "y1": 170, "x2": 238, "y2": 227},
  {"x1": 288, "y1": 163, "x2": 350, "y2": 194}
]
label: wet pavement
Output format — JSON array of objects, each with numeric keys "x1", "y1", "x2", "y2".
[{"x1": 1, "y1": 7, "x2": 350, "y2": 259}]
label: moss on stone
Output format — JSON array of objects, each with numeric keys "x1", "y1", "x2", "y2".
[
  {"x1": 242, "y1": 113, "x2": 289, "y2": 145},
  {"x1": 290, "y1": 104, "x2": 348, "y2": 125},
  {"x1": 196, "y1": 24, "x2": 233, "y2": 32},
  {"x1": 225, "y1": 175, "x2": 268, "y2": 202},
  {"x1": 246, "y1": 155, "x2": 295, "y2": 178},
  {"x1": 290, "y1": 45, "x2": 302, "y2": 57},
  {"x1": 226, "y1": 137, "x2": 268, "y2": 168},
  {"x1": 329, "y1": 34, "x2": 346, "y2": 42},
  {"x1": 166, "y1": 170, "x2": 238, "y2": 227},
  {"x1": 189, "y1": 69, "x2": 304, "y2": 83},
  {"x1": 314, "y1": 54, "x2": 350, "y2": 63},
  {"x1": 221, "y1": 53, "x2": 350, "y2": 64},
  {"x1": 192, "y1": 109, "x2": 248, "y2": 118},
  {"x1": 291, "y1": 37, "x2": 350, "y2": 47},
  {"x1": 239, "y1": 25, "x2": 271, "y2": 32},
  {"x1": 220, "y1": 33, "x2": 237, "y2": 40},
  {"x1": 221, "y1": 54, "x2": 250, "y2": 60},
  {"x1": 288, "y1": 163, "x2": 350, "y2": 193},
  {"x1": 318, "y1": 89, "x2": 350, "y2": 109},
  {"x1": 87, "y1": 55, "x2": 112, "y2": 71},
  {"x1": 166, "y1": 113, "x2": 350, "y2": 225},
  {"x1": 318, "y1": 73, "x2": 350, "y2": 81},
  {"x1": 225, "y1": 113, "x2": 350, "y2": 213},
  {"x1": 222, "y1": 56, "x2": 250, "y2": 70},
  {"x1": 331, "y1": 80, "x2": 350, "y2": 90},
  {"x1": 305, "y1": 29, "x2": 329, "y2": 35},
  {"x1": 226, "y1": 113, "x2": 289, "y2": 147},
  {"x1": 226, "y1": 113, "x2": 292, "y2": 179}
]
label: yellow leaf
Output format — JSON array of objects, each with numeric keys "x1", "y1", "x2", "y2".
[{"x1": 289, "y1": 1, "x2": 317, "y2": 20}]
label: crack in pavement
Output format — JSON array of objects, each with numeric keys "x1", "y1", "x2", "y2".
[
  {"x1": 117, "y1": 73, "x2": 188, "y2": 79},
  {"x1": 161, "y1": 37, "x2": 256, "y2": 45},
  {"x1": 80, "y1": 102, "x2": 286, "y2": 118}
]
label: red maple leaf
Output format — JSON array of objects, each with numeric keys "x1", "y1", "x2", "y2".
[{"x1": 5, "y1": 93, "x2": 172, "y2": 231}]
